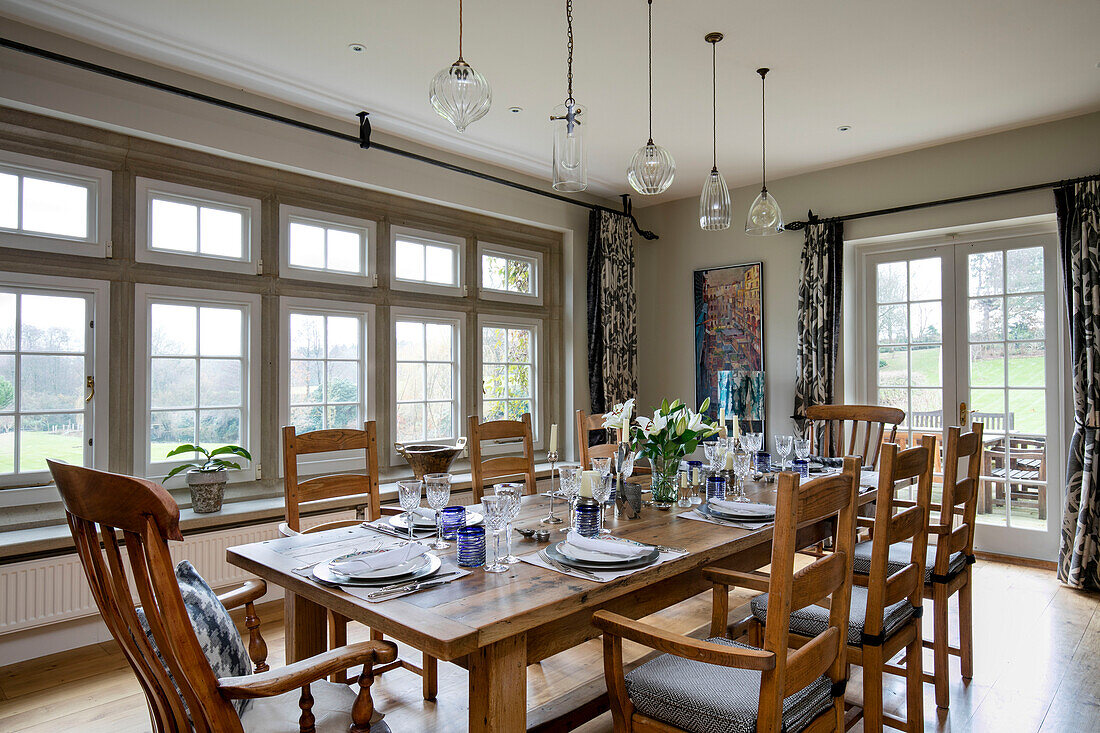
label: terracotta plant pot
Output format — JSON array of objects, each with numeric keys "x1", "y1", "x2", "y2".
[
  {"x1": 187, "y1": 468, "x2": 227, "y2": 513},
  {"x1": 395, "y1": 437, "x2": 468, "y2": 480}
]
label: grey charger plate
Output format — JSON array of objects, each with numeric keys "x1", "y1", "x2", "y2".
[
  {"x1": 546, "y1": 541, "x2": 659, "y2": 570},
  {"x1": 699, "y1": 503, "x2": 775, "y2": 523},
  {"x1": 312, "y1": 553, "x2": 442, "y2": 587}
]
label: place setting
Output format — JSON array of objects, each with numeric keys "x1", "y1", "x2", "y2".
[
  {"x1": 520, "y1": 529, "x2": 686, "y2": 583},
  {"x1": 682, "y1": 497, "x2": 777, "y2": 530}
]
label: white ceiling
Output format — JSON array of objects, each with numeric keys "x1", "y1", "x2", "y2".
[{"x1": 3, "y1": 0, "x2": 1099, "y2": 206}]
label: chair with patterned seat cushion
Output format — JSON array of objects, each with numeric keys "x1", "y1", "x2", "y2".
[
  {"x1": 748, "y1": 585, "x2": 915, "y2": 649},
  {"x1": 594, "y1": 459, "x2": 861, "y2": 733},
  {"x1": 851, "y1": 536, "x2": 967, "y2": 584},
  {"x1": 50, "y1": 459, "x2": 396, "y2": 733}
]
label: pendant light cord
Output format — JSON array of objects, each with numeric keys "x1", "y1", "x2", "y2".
[
  {"x1": 710, "y1": 39, "x2": 717, "y2": 170},
  {"x1": 565, "y1": 0, "x2": 575, "y2": 105},
  {"x1": 647, "y1": 0, "x2": 653, "y2": 143},
  {"x1": 759, "y1": 68, "x2": 768, "y2": 191},
  {"x1": 458, "y1": 0, "x2": 464, "y2": 61}
]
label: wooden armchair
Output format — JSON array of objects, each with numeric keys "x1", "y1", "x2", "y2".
[
  {"x1": 806, "y1": 404, "x2": 905, "y2": 469},
  {"x1": 282, "y1": 422, "x2": 437, "y2": 697},
  {"x1": 595, "y1": 459, "x2": 860, "y2": 733},
  {"x1": 48, "y1": 460, "x2": 396, "y2": 733},
  {"x1": 468, "y1": 412, "x2": 537, "y2": 502}
]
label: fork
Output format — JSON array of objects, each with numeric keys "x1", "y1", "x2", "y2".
[{"x1": 538, "y1": 549, "x2": 603, "y2": 581}]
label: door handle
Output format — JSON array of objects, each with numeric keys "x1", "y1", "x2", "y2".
[
  {"x1": 85, "y1": 376, "x2": 94, "y2": 403},
  {"x1": 958, "y1": 401, "x2": 969, "y2": 425}
]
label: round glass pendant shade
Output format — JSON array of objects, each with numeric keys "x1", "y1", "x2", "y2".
[
  {"x1": 551, "y1": 102, "x2": 588, "y2": 192},
  {"x1": 627, "y1": 141, "x2": 675, "y2": 195},
  {"x1": 745, "y1": 188, "x2": 783, "y2": 235},
  {"x1": 699, "y1": 168, "x2": 731, "y2": 230},
  {"x1": 429, "y1": 59, "x2": 492, "y2": 132}
]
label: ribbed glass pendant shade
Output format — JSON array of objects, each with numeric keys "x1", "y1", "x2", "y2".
[
  {"x1": 429, "y1": 60, "x2": 492, "y2": 133},
  {"x1": 745, "y1": 188, "x2": 783, "y2": 235},
  {"x1": 699, "y1": 168, "x2": 731, "y2": 230},
  {"x1": 628, "y1": 141, "x2": 675, "y2": 195}
]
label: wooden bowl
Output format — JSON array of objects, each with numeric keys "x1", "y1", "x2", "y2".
[{"x1": 394, "y1": 438, "x2": 468, "y2": 480}]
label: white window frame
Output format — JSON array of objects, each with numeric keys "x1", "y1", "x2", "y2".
[
  {"x1": 279, "y1": 205, "x2": 378, "y2": 287},
  {"x1": 135, "y1": 178, "x2": 261, "y2": 275},
  {"x1": 0, "y1": 149, "x2": 112, "y2": 258},
  {"x1": 279, "y1": 297, "x2": 375, "y2": 474},
  {"x1": 0, "y1": 272, "x2": 110, "y2": 488},
  {"x1": 390, "y1": 225, "x2": 465, "y2": 297},
  {"x1": 477, "y1": 241, "x2": 543, "y2": 305},
  {"x1": 389, "y1": 306, "x2": 465, "y2": 464},
  {"x1": 134, "y1": 284, "x2": 262, "y2": 484},
  {"x1": 476, "y1": 314, "x2": 544, "y2": 455}
]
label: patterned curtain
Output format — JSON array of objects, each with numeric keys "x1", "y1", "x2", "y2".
[
  {"x1": 1056, "y1": 178, "x2": 1100, "y2": 590},
  {"x1": 793, "y1": 219, "x2": 844, "y2": 433},
  {"x1": 587, "y1": 209, "x2": 638, "y2": 416}
]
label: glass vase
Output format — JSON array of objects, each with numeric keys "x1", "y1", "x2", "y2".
[{"x1": 650, "y1": 453, "x2": 682, "y2": 508}]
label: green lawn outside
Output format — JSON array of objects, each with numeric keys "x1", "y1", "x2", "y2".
[{"x1": 0, "y1": 430, "x2": 83, "y2": 474}]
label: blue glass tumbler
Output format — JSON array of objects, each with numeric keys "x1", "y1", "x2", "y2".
[
  {"x1": 441, "y1": 506, "x2": 466, "y2": 540},
  {"x1": 456, "y1": 526, "x2": 485, "y2": 568},
  {"x1": 706, "y1": 475, "x2": 726, "y2": 502}
]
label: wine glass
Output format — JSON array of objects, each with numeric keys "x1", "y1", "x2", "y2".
[
  {"x1": 774, "y1": 435, "x2": 793, "y2": 470},
  {"x1": 704, "y1": 441, "x2": 722, "y2": 474},
  {"x1": 397, "y1": 480, "x2": 423, "y2": 542},
  {"x1": 481, "y1": 496, "x2": 510, "y2": 573},
  {"x1": 794, "y1": 437, "x2": 811, "y2": 462},
  {"x1": 591, "y1": 470, "x2": 614, "y2": 536},
  {"x1": 558, "y1": 464, "x2": 583, "y2": 533},
  {"x1": 591, "y1": 456, "x2": 612, "y2": 476},
  {"x1": 732, "y1": 451, "x2": 753, "y2": 502},
  {"x1": 493, "y1": 483, "x2": 523, "y2": 564},
  {"x1": 424, "y1": 473, "x2": 452, "y2": 550}
]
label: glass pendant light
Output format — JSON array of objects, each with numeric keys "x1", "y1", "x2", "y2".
[
  {"x1": 429, "y1": 0, "x2": 492, "y2": 132},
  {"x1": 551, "y1": 0, "x2": 587, "y2": 192},
  {"x1": 627, "y1": 0, "x2": 675, "y2": 195},
  {"x1": 745, "y1": 67, "x2": 783, "y2": 235},
  {"x1": 699, "y1": 32, "x2": 730, "y2": 231}
]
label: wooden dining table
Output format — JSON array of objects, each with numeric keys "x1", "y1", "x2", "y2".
[{"x1": 226, "y1": 475, "x2": 877, "y2": 732}]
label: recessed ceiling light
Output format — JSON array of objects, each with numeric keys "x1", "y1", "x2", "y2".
[
  {"x1": 837, "y1": 125, "x2": 852, "y2": 132},
  {"x1": 348, "y1": 43, "x2": 365, "y2": 53},
  {"x1": 508, "y1": 106, "x2": 523, "y2": 114}
]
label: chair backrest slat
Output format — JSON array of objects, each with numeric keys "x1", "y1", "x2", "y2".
[
  {"x1": 576, "y1": 409, "x2": 623, "y2": 468},
  {"x1": 938, "y1": 423, "x2": 985, "y2": 566},
  {"x1": 282, "y1": 422, "x2": 381, "y2": 531},
  {"x1": 806, "y1": 404, "x2": 906, "y2": 469},
  {"x1": 468, "y1": 413, "x2": 537, "y2": 502}
]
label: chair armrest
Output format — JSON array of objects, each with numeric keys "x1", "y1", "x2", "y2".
[
  {"x1": 927, "y1": 523, "x2": 951, "y2": 535},
  {"x1": 856, "y1": 517, "x2": 876, "y2": 528},
  {"x1": 380, "y1": 506, "x2": 404, "y2": 516},
  {"x1": 217, "y1": 579, "x2": 267, "y2": 610},
  {"x1": 218, "y1": 640, "x2": 398, "y2": 700},
  {"x1": 593, "y1": 611, "x2": 774, "y2": 670},
  {"x1": 893, "y1": 499, "x2": 917, "y2": 508},
  {"x1": 702, "y1": 568, "x2": 771, "y2": 593}
]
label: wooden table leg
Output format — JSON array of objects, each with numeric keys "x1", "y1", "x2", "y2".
[
  {"x1": 284, "y1": 591, "x2": 327, "y2": 663},
  {"x1": 468, "y1": 633, "x2": 527, "y2": 732}
]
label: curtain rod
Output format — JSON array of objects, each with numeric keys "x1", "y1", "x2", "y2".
[
  {"x1": 0, "y1": 36, "x2": 660, "y2": 240},
  {"x1": 785, "y1": 172, "x2": 1100, "y2": 230}
]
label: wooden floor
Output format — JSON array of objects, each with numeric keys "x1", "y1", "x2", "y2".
[{"x1": 1, "y1": 559, "x2": 1097, "y2": 732}]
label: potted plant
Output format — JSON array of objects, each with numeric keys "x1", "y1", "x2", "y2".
[{"x1": 165, "y1": 443, "x2": 252, "y2": 513}]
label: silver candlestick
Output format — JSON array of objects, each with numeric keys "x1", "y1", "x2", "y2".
[{"x1": 541, "y1": 450, "x2": 563, "y2": 524}]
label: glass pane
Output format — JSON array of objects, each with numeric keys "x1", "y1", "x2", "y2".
[
  {"x1": 22, "y1": 178, "x2": 88, "y2": 238},
  {"x1": 1007, "y1": 295, "x2": 1044, "y2": 341},
  {"x1": 151, "y1": 304, "x2": 196, "y2": 356},
  {"x1": 876, "y1": 262, "x2": 906, "y2": 303},
  {"x1": 289, "y1": 221, "x2": 325, "y2": 269},
  {"x1": 483, "y1": 365, "x2": 506, "y2": 398},
  {"x1": 0, "y1": 414, "x2": 12, "y2": 473},
  {"x1": 1008, "y1": 342, "x2": 1044, "y2": 387},
  {"x1": 0, "y1": 292, "x2": 14, "y2": 350},
  {"x1": 1010, "y1": 389, "x2": 1044, "y2": 435},
  {"x1": 327, "y1": 404, "x2": 359, "y2": 429},
  {"x1": 289, "y1": 360, "x2": 323, "y2": 404},
  {"x1": 506, "y1": 400, "x2": 531, "y2": 421},
  {"x1": 1008, "y1": 480, "x2": 1047, "y2": 530},
  {"x1": 20, "y1": 413, "x2": 83, "y2": 472},
  {"x1": 199, "y1": 207, "x2": 243, "y2": 258},
  {"x1": 969, "y1": 297, "x2": 1004, "y2": 342},
  {"x1": 425, "y1": 323, "x2": 452, "y2": 361},
  {"x1": 509, "y1": 260, "x2": 532, "y2": 294},
  {"x1": 199, "y1": 307, "x2": 242, "y2": 357},
  {"x1": 975, "y1": 473, "x2": 1007, "y2": 527},
  {"x1": 0, "y1": 354, "x2": 13, "y2": 410},
  {"x1": 395, "y1": 362, "x2": 425, "y2": 401},
  {"x1": 150, "y1": 410, "x2": 196, "y2": 460},
  {"x1": 483, "y1": 327, "x2": 506, "y2": 363},
  {"x1": 910, "y1": 344, "x2": 942, "y2": 387},
  {"x1": 970, "y1": 388, "x2": 1006, "y2": 424},
  {"x1": 909, "y1": 302, "x2": 941, "y2": 344},
  {"x1": 289, "y1": 313, "x2": 324, "y2": 358},
  {"x1": 151, "y1": 357, "x2": 196, "y2": 409},
  {"x1": 877, "y1": 305, "x2": 907, "y2": 344},
  {"x1": 508, "y1": 365, "x2": 531, "y2": 398},
  {"x1": 326, "y1": 361, "x2": 358, "y2": 402},
  {"x1": 911, "y1": 388, "x2": 942, "y2": 416},
  {"x1": 483, "y1": 399, "x2": 506, "y2": 422},
  {"x1": 877, "y1": 388, "x2": 907, "y2": 415},
  {"x1": 20, "y1": 355, "x2": 84, "y2": 410},
  {"x1": 425, "y1": 402, "x2": 452, "y2": 439},
  {"x1": 483, "y1": 255, "x2": 507, "y2": 290},
  {"x1": 968, "y1": 251, "x2": 1003, "y2": 296},
  {"x1": 395, "y1": 321, "x2": 424, "y2": 360},
  {"x1": 508, "y1": 328, "x2": 531, "y2": 362},
  {"x1": 424, "y1": 244, "x2": 455, "y2": 284},
  {"x1": 395, "y1": 240, "x2": 424, "y2": 281},
  {"x1": 199, "y1": 359, "x2": 241, "y2": 407},
  {"x1": 0, "y1": 173, "x2": 17, "y2": 229},
  {"x1": 20, "y1": 294, "x2": 85, "y2": 353},
  {"x1": 326, "y1": 229, "x2": 360, "y2": 273},
  {"x1": 151, "y1": 198, "x2": 197, "y2": 252},
  {"x1": 909, "y1": 258, "x2": 940, "y2": 301},
  {"x1": 1006, "y1": 247, "x2": 1044, "y2": 293},
  {"x1": 425, "y1": 363, "x2": 451, "y2": 401},
  {"x1": 198, "y1": 409, "x2": 240, "y2": 445},
  {"x1": 970, "y1": 344, "x2": 1005, "y2": 387},
  {"x1": 326, "y1": 316, "x2": 359, "y2": 358},
  {"x1": 290, "y1": 405, "x2": 323, "y2": 433},
  {"x1": 396, "y1": 402, "x2": 424, "y2": 442}
]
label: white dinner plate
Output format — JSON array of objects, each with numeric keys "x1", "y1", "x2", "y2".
[
  {"x1": 313, "y1": 554, "x2": 442, "y2": 586},
  {"x1": 388, "y1": 511, "x2": 483, "y2": 530},
  {"x1": 322, "y1": 552, "x2": 432, "y2": 581},
  {"x1": 556, "y1": 539, "x2": 649, "y2": 564}
]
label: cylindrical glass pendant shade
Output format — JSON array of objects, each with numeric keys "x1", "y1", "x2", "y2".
[
  {"x1": 551, "y1": 102, "x2": 587, "y2": 192},
  {"x1": 429, "y1": 59, "x2": 492, "y2": 132},
  {"x1": 745, "y1": 188, "x2": 784, "y2": 235},
  {"x1": 699, "y1": 168, "x2": 731, "y2": 230},
  {"x1": 627, "y1": 140, "x2": 675, "y2": 195}
]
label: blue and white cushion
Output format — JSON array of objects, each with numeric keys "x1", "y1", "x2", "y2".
[
  {"x1": 749, "y1": 585, "x2": 914, "y2": 646},
  {"x1": 852, "y1": 540, "x2": 967, "y2": 583}
]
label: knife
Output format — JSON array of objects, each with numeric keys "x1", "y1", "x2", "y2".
[
  {"x1": 366, "y1": 576, "x2": 457, "y2": 600},
  {"x1": 374, "y1": 571, "x2": 458, "y2": 593},
  {"x1": 538, "y1": 549, "x2": 603, "y2": 581}
]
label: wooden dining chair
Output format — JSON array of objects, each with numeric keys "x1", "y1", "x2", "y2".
[
  {"x1": 576, "y1": 408, "x2": 650, "y2": 474},
  {"x1": 282, "y1": 422, "x2": 437, "y2": 697},
  {"x1": 594, "y1": 458, "x2": 860, "y2": 733},
  {"x1": 48, "y1": 460, "x2": 396, "y2": 733},
  {"x1": 806, "y1": 404, "x2": 906, "y2": 469},
  {"x1": 467, "y1": 412, "x2": 538, "y2": 501}
]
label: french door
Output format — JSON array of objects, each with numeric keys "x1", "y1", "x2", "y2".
[{"x1": 864, "y1": 228, "x2": 1063, "y2": 560}]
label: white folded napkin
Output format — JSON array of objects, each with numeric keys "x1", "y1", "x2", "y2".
[
  {"x1": 708, "y1": 499, "x2": 775, "y2": 516},
  {"x1": 331, "y1": 543, "x2": 428, "y2": 575},
  {"x1": 411, "y1": 507, "x2": 437, "y2": 521},
  {"x1": 564, "y1": 530, "x2": 649, "y2": 558}
]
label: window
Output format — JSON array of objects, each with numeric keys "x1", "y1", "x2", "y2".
[
  {"x1": 280, "y1": 206, "x2": 377, "y2": 286},
  {"x1": 281, "y1": 298, "x2": 374, "y2": 434},
  {"x1": 0, "y1": 273, "x2": 109, "y2": 487},
  {"x1": 478, "y1": 243, "x2": 542, "y2": 304},
  {"x1": 0, "y1": 150, "x2": 111, "y2": 257},
  {"x1": 392, "y1": 309, "x2": 463, "y2": 448},
  {"x1": 479, "y1": 317, "x2": 541, "y2": 443},
  {"x1": 135, "y1": 178, "x2": 260, "y2": 274},
  {"x1": 390, "y1": 226, "x2": 464, "y2": 296},
  {"x1": 135, "y1": 285, "x2": 260, "y2": 482}
]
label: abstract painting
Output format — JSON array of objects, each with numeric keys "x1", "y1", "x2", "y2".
[{"x1": 693, "y1": 262, "x2": 765, "y2": 433}]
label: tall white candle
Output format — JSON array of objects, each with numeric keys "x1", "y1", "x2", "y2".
[
  {"x1": 579, "y1": 470, "x2": 597, "y2": 498},
  {"x1": 548, "y1": 423, "x2": 558, "y2": 453},
  {"x1": 622, "y1": 415, "x2": 630, "y2": 439}
]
